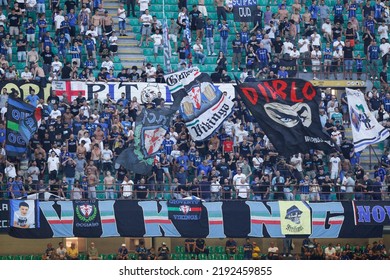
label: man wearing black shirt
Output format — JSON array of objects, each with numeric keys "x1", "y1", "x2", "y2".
[
  {"x1": 331, "y1": 23, "x2": 342, "y2": 41},
  {"x1": 343, "y1": 41, "x2": 354, "y2": 79},
  {"x1": 98, "y1": 67, "x2": 108, "y2": 82},
  {"x1": 134, "y1": 178, "x2": 149, "y2": 199},
  {"x1": 273, "y1": 36, "x2": 283, "y2": 57},
  {"x1": 41, "y1": 45, "x2": 54, "y2": 76},
  {"x1": 189, "y1": 5, "x2": 201, "y2": 32},
  {"x1": 320, "y1": 175, "x2": 333, "y2": 201},
  {"x1": 380, "y1": 66, "x2": 388, "y2": 89},
  {"x1": 47, "y1": 92, "x2": 60, "y2": 107},
  {"x1": 247, "y1": 34, "x2": 258, "y2": 52},
  {"x1": 128, "y1": 66, "x2": 140, "y2": 81},
  {"x1": 340, "y1": 138, "x2": 354, "y2": 159},
  {"x1": 253, "y1": 5, "x2": 263, "y2": 30},
  {"x1": 61, "y1": 61, "x2": 72, "y2": 79},
  {"x1": 117, "y1": 68, "x2": 129, "y2": 81},
  {"x1": 16, "y1": 34, "x2": 27, "y2": 62},
  {"x1": 8, "y1": 9, "x2": 20, "y2": 38},
  {"x1": 177, "y1": 41, "x2": 187, "y2": 65},
  {"x1": 362, "y1": 30, "x2": 375, "y2": 56},
  {"x1": 64, "y1": 0, "x2": 77, "y2": 13}
]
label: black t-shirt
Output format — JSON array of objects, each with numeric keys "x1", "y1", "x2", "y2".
[
  {"x1": 221, "y1": 184, "x2": 232, "y2": 199},
  {"x1": 61, "y1": 65, "x2": 72, "y2": 79},
  {"x1": 196, "y1": 238, "x2": 205, "y2": 249},
  {"x1": 47, "y1": 95, "x2": 60, "y2": 105},
  {"x1": 343, "y1": 46, "x2": 354, "y2": 59},
  {"x1": 128, "y1": 72, "x2": 139, "y2": 81},
  {"x1": 189, "y1": 10, "x2": 201, "y2": 29},
  {"x1": 340, "y1": 142, "x2": 354, "y2": 159},
  {"x1": 67, "y1": 139, "x2": 77, "y2": 153},
  {"x1": 380, "y1": 71, "x2": 388, "y2": 83},
  {"x1": 8, "y1": 14, "x2": 20, "y2": 27},
  {"x1": 177, "y1": 46, "x2": 186, "y2": 59},
  {"x1": 332, "y1": 27, "x2": 342, "y2": 39},
  {"x1": 153, "y1": 166, "x2": 164, "y2": 182},
  {"x1": 362, "y1": 6, "x2": 374, "y2": 18},
  {"x1": 16, "y1": 39, "x2": 27, "y2": 51},
  {"x1": 41, "y1": 51, "x2": 54, "y2": 64},
  {"x1": 316, "y1": 173, "x2": 326, "y2": 186},
  {"x1": 321, "y1": 180, "x2": 332, "y2": 193},
  {"x1": 274, "y1": 40, "x2": 283, "y2": 54},
  {"x1": 135, "y1": 184, "x2": 148, "y2": 199},
  {"x1": 65, "y1": 0, "x2": 77, "y2": 13},
  {"x1": 116, "y1": 169, "x2": 127, "y2": 182}
]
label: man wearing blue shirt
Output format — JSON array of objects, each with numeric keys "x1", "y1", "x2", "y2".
[
  {"x1": 368, "y1": 40, "x2": 380, "y2": 79},
  {"x1": 204, "y1": 18, "x2": 216, "y2": 56},
  {"x1": 256, "y1": 43, "x2": 270, "y2": 70},
  {"x1": 218, "y1": 19, "x2": 229, "y2": 55},
  {"x1": 25, "y1": 89, "x2": 39, "y2": 108}
]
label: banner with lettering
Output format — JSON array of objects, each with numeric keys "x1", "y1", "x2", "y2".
[
  {"x1": 233, "y1": 0, "x2": 257, "y2": 22},
  {"x1": 165, "y1": 68, "x2": 234, "y2": 141},
  {"x1": 236, "y1": 79, "x2": 336, "y2": 156},
  {"x1": 6, "y1": 97, "x2": 41, "y2": 156},
  {"x1": 279, "y1": 59, "x2": 298, "y2": 77},
  {"x1": 0, "y1": 200, "x2": 9, "y2": 233},
  {"x1": 73, "y1": 200, "x2": 102, "y2": 237},
  {"x1": 0, "y1": 81, "x2": 44, "y2": 99},
  {"x1": 7, "y1": 201, "x2": 383, "y2": 238},
  {"x1": 168, "y1": 199, "x2": 202, "y2": 221},
  {"x1": 353, "y1": 201, "x2": 390, "y2": 225}
]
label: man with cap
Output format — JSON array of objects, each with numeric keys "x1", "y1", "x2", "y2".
[
  {"x1": 117, "y1": 243, "x2": 129, "y2": 260},
  {"x1": 157, "y1": 242, "x2": 170, "y2": 260}
]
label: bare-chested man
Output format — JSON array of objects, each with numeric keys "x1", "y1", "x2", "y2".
[
  {"x1": 104, "y1": 171, "x2": 116, "y2": 199},
  {"x1": 87, "y1": 169, "x2": 98, "y2": 199}
]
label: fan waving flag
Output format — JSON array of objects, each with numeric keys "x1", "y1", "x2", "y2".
[
  {"x1": 236, "y1": 79, "x2": 336, "y2": 156},
  {"x1": 346, "y1": 88, "x2": 390, "y2": 152},
  {"x1": 6, "y1": 96, "x2": 41, "y2": 156}
]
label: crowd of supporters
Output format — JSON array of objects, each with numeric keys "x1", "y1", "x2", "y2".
[
  {"x1": 137, "y1": 0, "x2": 390, "y2": 84},
  {"x1": 0, "y1": 0, "x2": 390, "y2": 201},
  {"x1": 0, "y1": 84, "x2": 389, "y2": 201}
]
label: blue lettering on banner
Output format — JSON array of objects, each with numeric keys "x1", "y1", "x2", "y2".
[
  {"x1": 204, "y1": 202, "x2": 225, "y2": 238},
  {"x1": 98, "y1": 200, "x2": 119, "y2": 237},
  {"x1": 356, "y1": 205, "x2": 390, "y2": 224},
  {"x1": 310, "y1": 202, "x2": 344, "y2": 238},
  {"x1": 138, "y1": 201, "x2": 181, "y2": 237},
  {"x1": 246, "y1": 201, "x2": 283, "y2": 238},
  {"x1": 40, "y1": 201, "x2": 74, "y2": 237}
]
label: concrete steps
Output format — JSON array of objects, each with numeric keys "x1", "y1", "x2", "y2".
[{"x1": 103, "y1": 0, "x2": 145, "y2": 69}]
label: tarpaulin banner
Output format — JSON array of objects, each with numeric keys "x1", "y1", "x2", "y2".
[
  {"x1": 233, "y1": 0, "x2": 257, "y2": 22},
  {"x1": 347, "y1": 88, "x2": 390, "y2": 152},
  {"x1": 168, "y1": 199, "x2": 202, "y2": 221},
  {"x1": 8, "y1": 201, "x2": 383, "y2": 239},
  {"x1": 9, "y1": 200, "x2": 39, "y2": 229},
  {"x1": 6, "y1": 96, "x2": 40, "y2": 156},
  {"x1": 0, "y1": 200, "x2": 9, "y2": 233},
  {"x1": 279, "y1": 59, "x2": 298, "y2": 77},
  {"x1": 165, "y1": 68, "x2": 234, "y2": 141},
  {"x1": 73, "y1": 200, "x2": 102, "y2": 237},
  {"x1": 353, "y1": 201, "x2": 390, "y2": 225},
  {"x1": 279, "y1": 201, "x2": 311, "y2": 235},
  {"x1": 0, "y1": 80, "x2": 44, "y2": 99},
  {"x1": 236, "y1": 79, "x2": 336, "y2": 156}
]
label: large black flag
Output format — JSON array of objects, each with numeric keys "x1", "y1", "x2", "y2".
[
  {"x1": 236, "y1": 79, "x2": 336, "y2": 156},
  {"x1": 233, "y1": 0, "x2": 257, "y2": 22}
]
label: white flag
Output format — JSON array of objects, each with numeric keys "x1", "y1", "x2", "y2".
[{"x1": 346, "y1": 88, "x2": 390, "y2": 152}]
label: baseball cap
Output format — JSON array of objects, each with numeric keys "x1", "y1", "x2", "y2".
[{"x1": 121, "y1": 243, "x2": 126, "y2": 247}]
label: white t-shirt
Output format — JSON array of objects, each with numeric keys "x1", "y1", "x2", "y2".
[
  {"x1": 311, "y1": 33, "x2": 321, "y2": 46},
  {"x1": 54, "y1": 14, "x2": 65, "y2": 29},
  {"x1": 122, "y1": 180, "x2": 134, "y2": 197},
  {"x1": 330, "y1": 156, "x2": 340, "y2": 172},
  {"x1": 233, "y1": 173, "x2": 247, "y2": 186},
  {"x1": 311, "y1": 50, "x2": 321, "y2": 64},
  {"x1": 378, "y1": 25, "x2": 389, "y2": 39},
  {"x1": 290, "y1": 50, "x2": 300, "y2": 59},
  {"x1": 235, "y1": 129, "x2": 248, "y2": 143},
  {"x1": 140, "y1": 14, "x2": 152, "y2": 25},
  {"x1": 210, "y1": 182, "x2": 221, "y2": 193},
  {"x1": 101, "y1": 61, "x2": 114, "y2": 71},
  {"x1": 290, "y1": 155, "x2": 303, "y2": 172},
  {"x1": 322, "y1": 23, "x2": 332, "y2": 34},
  {"x1": 151, "y1": 34, "x2": 163, "y2": 45},
  {"x1": 333, "y1": 40, "x2": 345, "y2": 50},
  {"x1": 51, "y1": 61, "x2": 62, "y2": 72},
  {"x1": 50, "y1": 109, "x2": 62, "y2": 119},
  {"x1": 102, "y1": 149, "x2": 113, "y2": 162},
  {"x1": 14, "y1": 210, "x2": 34, "y2": 228},
  {"x1": 333, "y1": 50, "x2": 343, "y2": 59},
  {"x1": 193, "y1": 43, "x2": 204, "y2": 52},
  {"x1": 283, "y1": 41, "x2": 294, "y2": 54},
  {"x1": 138, "y1": 0, "x2": 150, "y2": 12},
  {"x1": 298, "y1": 38, "x2": 310, "y2": 53},
  {"x1": 325, "y1": 247, "x2": 336, "y2": 256},
  {"x1": 380, "y1": 42, "x2": 390, "y2": 57},
  {"x1": 145, "y1": 66, "x2": 156, "y2": 82},
  {"x1": 47, "y1": 156, "x2": 60, "y2": 171},
  {"x1": 223, "y1": 121, "x2": 234, "y2": 136},
  {"x1": 118, "y1": 8, "x2": 126, "y2": 21},
  {"x1": 79, "y1": 137, "x2": 92, "y2": 152},
  {"x1": 236, "y1": 183, "x2": 250, "y2": 198},
  {"x1": 0, "y1": 14, "x2": 6, "y2": 26}
]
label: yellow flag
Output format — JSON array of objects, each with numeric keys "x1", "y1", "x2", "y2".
[{"x1": 279, "y1": 201, "x2": 311, "y2": 235}]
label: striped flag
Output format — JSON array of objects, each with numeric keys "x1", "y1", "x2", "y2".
[{"x1": 162, "y1": 19, "x2": 172, "y2": 73}]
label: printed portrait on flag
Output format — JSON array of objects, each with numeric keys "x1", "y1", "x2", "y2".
[
  {"x1": 10, "y1": 200, "x2": 37, "y2": 229},
  {"x1": 346, "y1": 88, "x2": 390, "y2": 152}
]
